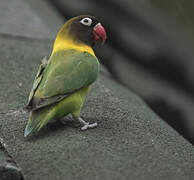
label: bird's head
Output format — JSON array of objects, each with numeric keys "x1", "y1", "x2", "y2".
[{"x1": 57, "y1": 15, "x2": 107, "y2": 47}]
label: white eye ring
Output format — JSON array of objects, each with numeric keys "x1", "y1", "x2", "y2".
[{"x1": 80, "y1": 17, "x2": 92, "y2": 26}]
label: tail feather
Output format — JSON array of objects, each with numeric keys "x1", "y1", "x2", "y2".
[{"x1": 24, "y1": 107, "x2": 55, "y2": 137}]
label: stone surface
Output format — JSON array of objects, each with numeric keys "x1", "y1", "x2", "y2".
[
  {"x1": 0, "y1": 35, "x2": 194, "y2": 180},
  {"x1": 105, "y1": 47, "x2": 194, "y2": 144}
]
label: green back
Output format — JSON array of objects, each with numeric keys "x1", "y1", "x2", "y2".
[{"x1": 27, "y1": 49, "x2": 99, "y2": 110}]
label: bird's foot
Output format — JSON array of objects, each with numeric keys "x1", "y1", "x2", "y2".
[
  {"x1": 81, "y1": 122, "x2": 98, "y2": 131},
  {"x1": 73, "y1": 116, "x2": 97, "y2": 130}
]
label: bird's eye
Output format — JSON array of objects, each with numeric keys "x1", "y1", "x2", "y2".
[{"x1": 80, "y1": 17, "x2": 92, "y2": 26}]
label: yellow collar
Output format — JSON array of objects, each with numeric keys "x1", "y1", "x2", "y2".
[{"x1": 51, "y1": 35, "x2": 95, "y2": 58}]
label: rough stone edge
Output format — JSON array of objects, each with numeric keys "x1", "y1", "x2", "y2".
[{"x1": 0, "y1": 138, "x2": 24, "y2": 180}]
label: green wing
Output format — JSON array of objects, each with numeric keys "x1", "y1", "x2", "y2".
[
  {"x1": 25, "y1": 57, "x2": 48, "y2": 109},
  {"x1": 27, "y1": 50, "x2": 99, "y2": 110}
]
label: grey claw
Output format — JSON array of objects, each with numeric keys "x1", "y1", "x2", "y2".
[
  {"x1": 81, "y1": 122, "x2": 98, "y2": 131},
  {"x1": 72, "y1": 116, "x2": 98, "y2": 131}
]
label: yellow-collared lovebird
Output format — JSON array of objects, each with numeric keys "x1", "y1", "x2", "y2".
[{"x1": 24, "y1": 15, "x2": 106, "y2": 137}]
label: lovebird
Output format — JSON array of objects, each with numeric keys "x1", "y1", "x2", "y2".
[{"x1": 24, "y1": 15, "x2": 106, "y2": 137}]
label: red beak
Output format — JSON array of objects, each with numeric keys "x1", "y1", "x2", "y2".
[{"x1": 93, "y1": 23, "x2": 107, "y2": 45}]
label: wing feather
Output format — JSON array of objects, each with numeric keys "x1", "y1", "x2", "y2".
[{"x1": 25, "y1": 57, "x2": 48, "y2": 110}]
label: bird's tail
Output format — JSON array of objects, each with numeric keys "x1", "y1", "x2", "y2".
[{"x1": 24, "y1": 106, "x2": 56, "y2": 137}]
